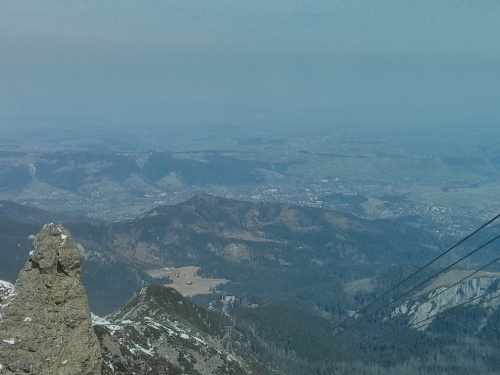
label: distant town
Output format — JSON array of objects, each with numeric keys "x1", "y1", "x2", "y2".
[{"x1": 13, "y1": 172, "x2": 497, "y2": 238}]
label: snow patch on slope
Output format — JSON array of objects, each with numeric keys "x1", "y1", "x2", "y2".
[
  {"x1": 91, "y1": 313, "x2": 123, "y2": 335},
  {"x1": 0, "y1": 280, "x2": 15, "y2": 311},
  {"x1": 0, "y1": 280, "x2": 14, "y2": 295}
]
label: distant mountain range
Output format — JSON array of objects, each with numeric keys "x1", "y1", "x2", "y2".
[
  {"x1": 75, "y1": 194, "x2": 443, "y2": 314},
  {"x1": 0, "y1": 195, "x2": 441, "y2": 314}
]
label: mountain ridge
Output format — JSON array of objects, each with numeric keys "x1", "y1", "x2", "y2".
[
  {"x1": 93, "y1": 285, "x2": 268, "y2": 374},
  {"x1": 0, "y1": 195, "x2": 443, "y2": 315}
]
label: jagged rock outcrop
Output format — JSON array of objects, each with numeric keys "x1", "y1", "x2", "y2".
[
  {"x1": 0, "y1": 223, "x2": 102, "y2": 374},
  {"x1": 392, "y1": 271, "x2": 500, "y2": 330}
]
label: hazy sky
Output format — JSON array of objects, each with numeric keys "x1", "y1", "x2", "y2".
[{"x1": 1, "y1": 1, "x2": 500, "y2": 129}]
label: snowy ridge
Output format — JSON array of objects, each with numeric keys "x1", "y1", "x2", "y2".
[
  {"x1": 92, "y1": 311, "x2": 211, "y2": 353},
  {"x1": 92, "y1": 285, "x2": 249, "y2": 374}
]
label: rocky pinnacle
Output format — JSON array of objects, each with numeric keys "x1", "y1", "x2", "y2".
[{"x1": 0, "y1": 223, "x2": 102, "y2": 374}]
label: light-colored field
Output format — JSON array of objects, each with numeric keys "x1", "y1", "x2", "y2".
[
  {"x1": 145, "y1": 266, "x2": 227, "y2": 297},
  {"x1": 360, "y1": 197, "x2": 395, "y2": 218},
  {"x1": 344, "y1": 277, "x2": 378, "y2": 294},
  {"x1": 405, "y1": 181, "x2": 500, "y2": 207}
]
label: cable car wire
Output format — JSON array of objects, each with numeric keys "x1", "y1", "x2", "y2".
[
  {"x1": 332, "y1": 233, "x2": 500, "y2": 340},
  {"x1": 331, "y1": 213, "x2": 500, "y2": 334}
]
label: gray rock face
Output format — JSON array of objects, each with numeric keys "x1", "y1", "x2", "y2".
[
  {"x1": 0, "y1": 223, "x2": 102, "y2": 374},
  {"x1": 392, "y1": 271, "x2": 500, "y2": 330}
]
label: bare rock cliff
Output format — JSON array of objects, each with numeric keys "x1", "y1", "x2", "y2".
[
  {"x1": 392, "y1": 271, "x2": 500, "y2": 330},
  {"x1": 0, "y1": 223, "x2": 102, "y2": 374}
]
